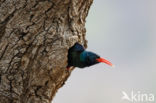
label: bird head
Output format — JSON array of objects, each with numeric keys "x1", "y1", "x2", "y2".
[{"x1": 80, "y1": 51, "x2": 113, "y2": 67}]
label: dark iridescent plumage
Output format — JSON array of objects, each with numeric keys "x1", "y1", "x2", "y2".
[{"x1": 67, "y1": 43, "x2": 101, "y2": 68}]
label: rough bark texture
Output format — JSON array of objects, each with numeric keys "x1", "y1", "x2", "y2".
[{"x1": 0, "y1": 0, "x2": 93, "y2": 103}]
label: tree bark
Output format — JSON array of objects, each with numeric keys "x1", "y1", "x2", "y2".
[{"x1": 0, "y1": 0, "x2": 93, "y2": 103}]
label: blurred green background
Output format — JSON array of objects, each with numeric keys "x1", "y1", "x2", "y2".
[{"x1": 53, "y1": 0, "x2": 156, "y2": 103}]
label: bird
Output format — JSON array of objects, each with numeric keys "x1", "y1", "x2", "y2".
[{"x1": 67, "y1": 43, "x2": 113, "y2": 69}]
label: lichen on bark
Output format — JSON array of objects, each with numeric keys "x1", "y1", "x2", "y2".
[{"x1": 0, "y1": 0, "x2": 93, "y2": 103}]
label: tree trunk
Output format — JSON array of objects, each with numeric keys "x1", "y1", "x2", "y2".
[{"x1": 0, "y1": 0, "x2": 93, "y2": 103}]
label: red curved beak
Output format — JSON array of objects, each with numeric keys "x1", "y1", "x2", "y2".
[{"x1": 96, "y1": 58, "x2": 114, "y2": 67}]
